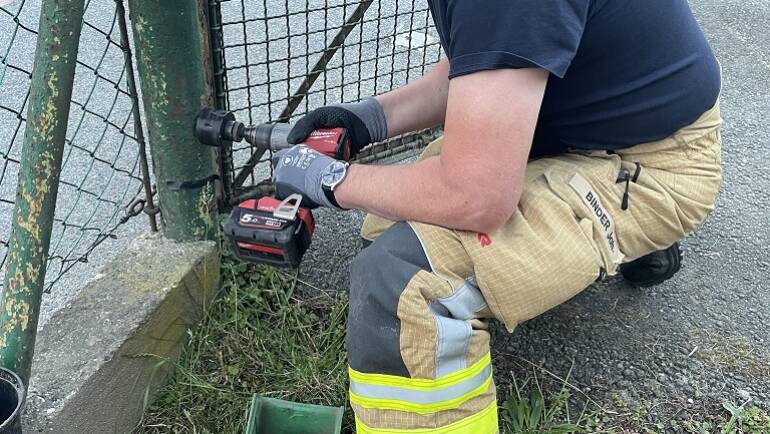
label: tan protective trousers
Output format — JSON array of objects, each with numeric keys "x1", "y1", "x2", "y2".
[{"x1": 346, "y1": 102, "x2": 722, "y2": 433}]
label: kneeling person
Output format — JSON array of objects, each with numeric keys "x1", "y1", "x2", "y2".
[{"x1": 273, "y1": 1, "x2": 722, "y2": 432}]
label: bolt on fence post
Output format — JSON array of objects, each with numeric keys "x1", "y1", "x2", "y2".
[
  {"x1": 128, "y1": 0, "x2": 219, "y2": 241},
  {"x1": 0, "y1": 0, "x2": 86, "y2": 385}
]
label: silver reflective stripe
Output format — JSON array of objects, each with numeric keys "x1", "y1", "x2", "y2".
[
  {"x1": 349, "y1": 364, "x2": 492, "y2": 405},
  {"x1": 433, "y1": 314, "x2": 471, "y2": 377},
  {"x1": 430, "y1": 278, "x2": 489, "y2": 377},
  {"x1": 435, "y1": 278, "x2": 487, "y2": 321}
]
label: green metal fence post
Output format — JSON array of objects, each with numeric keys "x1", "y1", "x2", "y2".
[
  {"x1": 0, "y1": 0, "x2": 86, "y2": 384},
  {"x1": 128, "y1": 0, "x2": 218, "y2": 241}
]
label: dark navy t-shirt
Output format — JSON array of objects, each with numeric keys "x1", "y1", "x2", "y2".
[{"x1": 427, "y1": 0, "x2": 721, "y2": 155}]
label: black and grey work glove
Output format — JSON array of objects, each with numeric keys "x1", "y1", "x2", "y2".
[
  {"x1": 272, "y1": 145, "x2": 347, "y2": 210},
  {"x1": 286, "y1": 97, "x2": 387, "y2": 157}
]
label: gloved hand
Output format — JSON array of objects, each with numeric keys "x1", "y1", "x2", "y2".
[
  {"x1": 286, "y1": 97, "x2": 388, "y2": 158},
  {"x1": 272, "y1": 145, "x2": 345, "y2": 209}
]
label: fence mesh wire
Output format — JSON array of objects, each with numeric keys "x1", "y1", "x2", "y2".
[
  {"x1": 208, "y1": 0, "x2": 444, "y2": 197},
  {"x1": 0, "y1": 0, "x2": 148, "y2": 301},
  {"x1": 0, "y1": 0, "x2": 443, "y2": 297}
]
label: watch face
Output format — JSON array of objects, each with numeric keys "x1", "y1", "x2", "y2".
[{"x1": 321, "y1": 161, "x2": 347, "y2": 189}]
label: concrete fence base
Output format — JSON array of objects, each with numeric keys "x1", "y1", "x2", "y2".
[{"x1": 22, "y1": 233, "x2": 220, "y2": 433}]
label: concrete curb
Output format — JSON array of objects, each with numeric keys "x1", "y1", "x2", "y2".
[{"x1": 22, "y1": 233, "x2": 220, "y2": 433}]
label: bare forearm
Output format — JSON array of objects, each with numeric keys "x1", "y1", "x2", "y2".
[
  {"x1": 335, "y1": 159, "x2": 465, "y2": 229},
  {"x1": 376, "y1": 58, "x2": 450, "y2": 138},
  {"x1": 335, "y1": 157, "x2": 513, "y2": 233}
]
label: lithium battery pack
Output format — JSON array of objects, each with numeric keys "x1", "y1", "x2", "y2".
[{"x1": 224, "y1": 194, "x2": 315, "y2": 267}]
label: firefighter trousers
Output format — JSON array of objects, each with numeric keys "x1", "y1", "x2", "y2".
[{"x1": 347, "y1": 101, "x2": 722, "y2": 433}]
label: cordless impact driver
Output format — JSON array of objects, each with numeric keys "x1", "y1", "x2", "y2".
[{"x1": 194, "y1": 108, "x2": 352, "y2": 267}]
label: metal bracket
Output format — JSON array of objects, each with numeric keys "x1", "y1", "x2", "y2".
[{"x1": 273, "y1": 194, "x2": 303, "y2": 220}]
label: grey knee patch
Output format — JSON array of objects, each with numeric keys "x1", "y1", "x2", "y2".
[
  {"x1": 347, "y1": 222, "x2": 430, "y2": 377},
  {"x1": 429, "y1": 278, "x2": 489, "y2": 377}
]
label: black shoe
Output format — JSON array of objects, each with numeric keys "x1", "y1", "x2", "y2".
[{"x1": 619, "y1": 242, "x2": 683, "y2": 287}]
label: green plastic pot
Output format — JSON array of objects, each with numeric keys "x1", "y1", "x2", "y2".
[{"x1": 245, "y1": 396, "x2": 343, "y2": 434}]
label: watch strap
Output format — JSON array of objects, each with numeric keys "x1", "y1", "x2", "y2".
[{"x1": 323, "y1": 187, "x2": 343, "y2": 209}]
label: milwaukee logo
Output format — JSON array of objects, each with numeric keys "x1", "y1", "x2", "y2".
[{"x1": 309, "y1": 130, "x2": 337, "y2": 137}]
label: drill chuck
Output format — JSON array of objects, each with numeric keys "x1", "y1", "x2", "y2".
[{"x1": 241, "y1": 122, "x2": 292, "y2": 151}]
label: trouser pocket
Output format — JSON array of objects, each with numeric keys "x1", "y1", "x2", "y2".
[
  {"x1": 537, "y1": 153, "x2": 626, "y2": 275},
  {"x1": 612, "y1": 128, "x2": 722, "y2": 260}
]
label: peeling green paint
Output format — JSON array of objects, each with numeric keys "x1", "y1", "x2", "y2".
[
  {"x1": 0, "y1": 0, "x2": 86, "y2": 386},
  {"x1": 128, "y1": 0, "x2": 218, "y2": 242},
  {"x1": 193, "y1": 183, "x2": 216, "y2": 239}
]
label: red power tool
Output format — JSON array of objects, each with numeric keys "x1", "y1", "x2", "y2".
[{"x1": 194, "y1": 108, "x2": 351, "y2": 267}]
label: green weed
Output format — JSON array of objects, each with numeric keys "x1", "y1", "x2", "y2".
[
  {"x1": 500, "y1": 368, "x2": 614, "y2": 434},
  {"x1": 134, "y1": 253, "x2": 350, "y2": 433}
]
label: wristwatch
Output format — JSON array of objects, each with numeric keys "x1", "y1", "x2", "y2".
[{"x1": 320, "y1": 160, "x2": 349, "y2": 209}]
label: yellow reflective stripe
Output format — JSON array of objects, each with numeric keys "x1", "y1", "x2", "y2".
[
  {"x1": 350, "y1": 372, "x2": 492, "y2": 414},
  {"x1": 348, "y1": 353, "x2": 491, "y2": 391},
  {"x1": 354, "y1": 400, "x2": 498, "y2": 434},
  {"x1": 350, "y1": 365, "x2": 492, "y2": 406}
]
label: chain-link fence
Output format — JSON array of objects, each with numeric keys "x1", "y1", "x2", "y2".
[
  {"x1": 207, "y1": 0, "x2": 445, "y2": 202},
  {"x1": 0, "y1": 0, "x2": 153, "y2": 313},
  {"x1": 0, "y1": 0, "x2": 444, "y2": 303}
]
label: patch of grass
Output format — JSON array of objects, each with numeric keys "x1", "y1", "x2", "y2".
[
  {"x1": 729, "y1": 404, "x2": 770, "y2": 434},
  {"x1": 689, "y1": 330, "x2": 770, "y2": 377},
  {"x1": 607, "y1": 395, "x2": 770, "y2": 434},
  {"x1": 499, "y1": 366, "x2": 615, "y2": 434},
  {"x1": 696, "y1": 402, "x2": 770, "y2": 434},
  {"x1": 134, "y1": 253, "x2": 350, "y2": 433}
]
